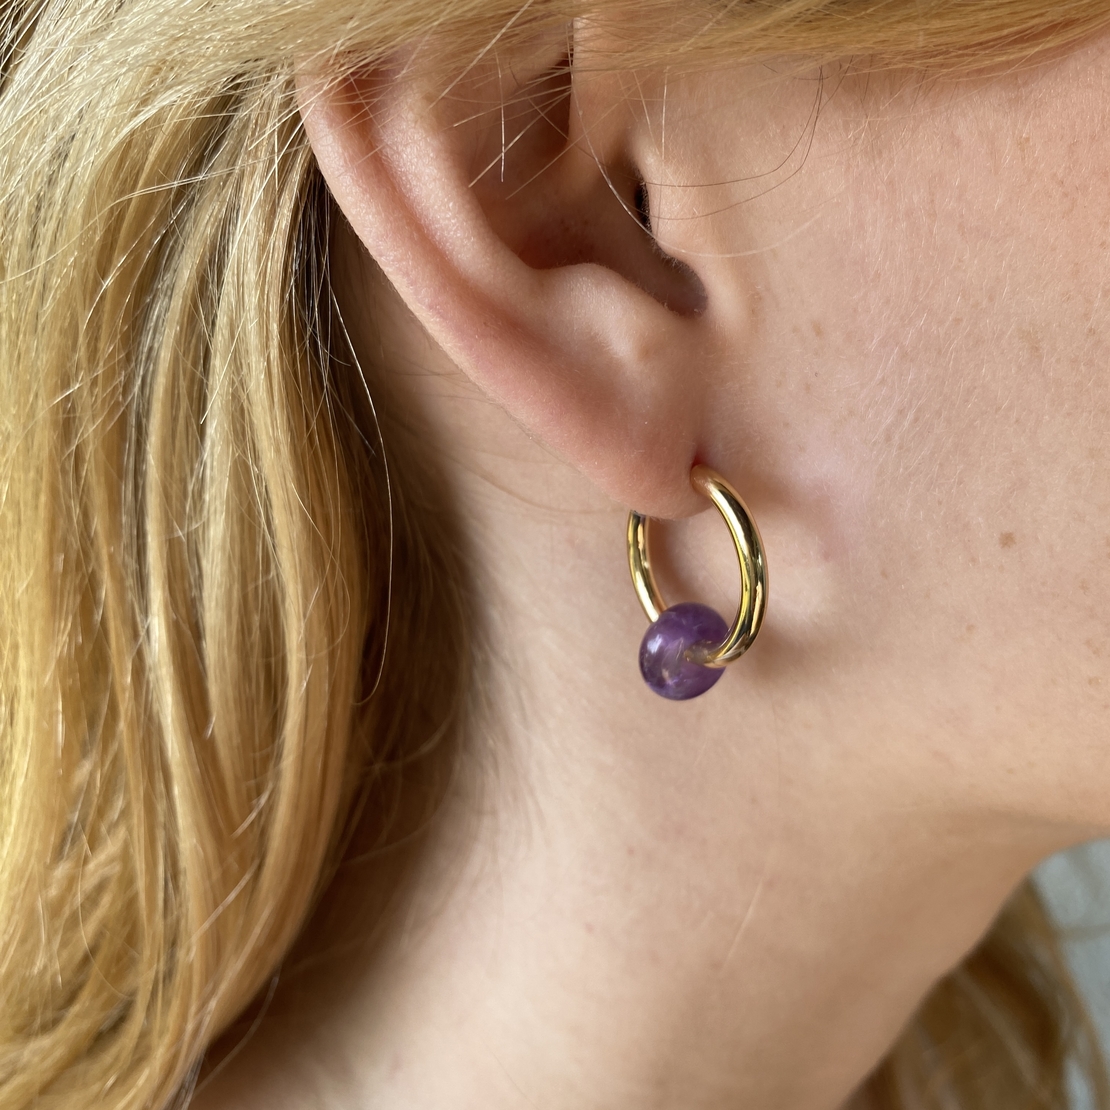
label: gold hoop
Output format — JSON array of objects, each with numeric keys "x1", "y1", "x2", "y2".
[{"x1": 627, "y1": 465, "x2": 767, "y2": 668}]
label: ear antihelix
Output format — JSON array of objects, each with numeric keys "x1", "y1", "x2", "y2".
[{"x1": 458, "y1": 46, "x2": 705, "y2": 320}]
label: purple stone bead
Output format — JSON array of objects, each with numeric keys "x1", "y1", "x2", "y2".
[{"x1": 639, "y1": 602, "x2": 728, "y2": 701}]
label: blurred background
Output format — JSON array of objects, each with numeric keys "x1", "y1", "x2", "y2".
[{"x1": 1034, "y1": 843, "x2": 1110, "y2": 1109}]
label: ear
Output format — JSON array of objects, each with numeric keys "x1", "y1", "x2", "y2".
[{"x1": 298, "y1": 34, "x2": 730, "y2": 518}]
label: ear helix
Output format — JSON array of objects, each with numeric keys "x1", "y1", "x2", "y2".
[{"x1": 627, "y1": 466, "x2": 767, "y2": 700}]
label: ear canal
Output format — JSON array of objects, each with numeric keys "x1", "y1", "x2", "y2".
[
  {"x1": 632, "y1": 176, "x2": 708, "y2": 316},
  {"x1": 634, "y1": 179, "x2": 652, "y2": 232}
]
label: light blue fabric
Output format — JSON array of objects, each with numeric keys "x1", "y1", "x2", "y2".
[{"x1": 1035, "y1": 841, "x2": 1110, "y2": 1109}]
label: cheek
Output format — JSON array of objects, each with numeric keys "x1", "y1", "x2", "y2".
[
  {"x1": 711, "y1": 67, "x2": 1110, "y2": 691},
  {"x1": 803, "y1": 126, "x2": 1110, "y2": 771},
  {"x1": 634, "y1": 52, "x2": 1110, "y2": 822},
  {"x1": 844, "y1": 97, "x2": 1110, "y2": 656},
  {"x1": 654, "y1": 58, "x2": 1110, "y2": 637}
]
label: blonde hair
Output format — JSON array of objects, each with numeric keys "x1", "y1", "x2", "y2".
[{"x1": 1, "y1": 1, "x2": 1108, "y2": 1107}]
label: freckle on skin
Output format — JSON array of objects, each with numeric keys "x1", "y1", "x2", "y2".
[
  {"x1": 999, "y1": 532, "x2": 1017, "y2": 549},
  {"x1": 1017, "y1": 326, "x2": 1043, "y2": 360}
]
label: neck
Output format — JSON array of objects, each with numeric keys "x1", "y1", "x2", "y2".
[
  {"x1": 193, "y1": 246, "x2": 1072, "y2": 1110},
  {"x1": 324, "y1": 489, "x2": 1044, "y2": 1110}
]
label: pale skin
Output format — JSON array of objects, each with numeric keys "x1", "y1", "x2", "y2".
[{"x1": 197, "y1": 24, "x2": 1110, "y2": 1110}]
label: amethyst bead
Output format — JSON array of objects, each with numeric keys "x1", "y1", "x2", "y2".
[{"x1": 639, "y1": 602, "x2": 728, "y2": 701}]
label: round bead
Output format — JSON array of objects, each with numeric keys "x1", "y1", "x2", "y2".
[{"x1": 639, "y1": 602, "x2": 729, "y2": 701}]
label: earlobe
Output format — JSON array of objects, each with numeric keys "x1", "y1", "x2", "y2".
[{"x1": 297, "y1": 46, "x2": 719, "y2": 518}]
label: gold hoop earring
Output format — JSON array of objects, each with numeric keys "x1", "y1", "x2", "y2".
[{"x1": 627, "y1": 465, "x2": 767, "y2": 700}]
